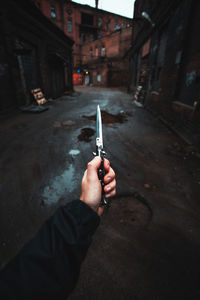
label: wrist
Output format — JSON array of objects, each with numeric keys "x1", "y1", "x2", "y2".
[{"x1": 80, "y1": 197, "x2": 98, "y2": 214}]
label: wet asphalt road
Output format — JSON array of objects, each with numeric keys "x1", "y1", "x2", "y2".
[{"x1": 0, "y1": 86, "x2": 200, "y2": 299}]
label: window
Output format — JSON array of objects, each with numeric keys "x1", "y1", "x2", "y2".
[
  {"x1": 114, "y1": 20, "x2": 119, "y2": 30},
  {"x1": 90, "y1": 34, "x2": 94, "y2": 42},
  {"x1": 101, "y1": 46, "x2": 105, "y2": 57},
  {"x1": 50, "y1": 5, "x2": 56, "y2": 19},
  {"x1": 81, "y1": 33, "x2": 85, "y2": 42},
  {"x1": 127, "y1": 23, "x2": 130, "y2": 28},
  {"x1": 107, "y1": 19, "x2": 111, "y2": 30},
  {"x1": 67, "y1": 8, "x2": 72, "y2": 15},
  {"x1": 97, "y1": 72, "x2": 101, "y2": 82},
  {"x1": 121, "y1": 23, "x2": 124, "y2": 29},
  {"x1": 98, "y1": 17, "x2": 103, "y2": 28},
  {"x1": 98, "y1": 31, "x2": 102, "y2": 39},
  {"x1": 68, "y1": 18, "x2": 72, "y2": 32},
  {"x1": 81, "y1": 13, "x2": 93, "y2": 26}
]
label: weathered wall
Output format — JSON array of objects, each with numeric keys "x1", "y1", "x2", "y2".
[
  {"x1": 0, "y1": 0, "x2": 73, "y2": 112},
  {"x1": 80, "y1": 27, "x2": 132, "y2": 86},
  {"x1": 130, "y1": 0, "x2": 200, "y2": 146}
]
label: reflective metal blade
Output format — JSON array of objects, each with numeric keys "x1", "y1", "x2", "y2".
[{"x1": 96, "y1": 105, "x2": 103, "y2": 149}]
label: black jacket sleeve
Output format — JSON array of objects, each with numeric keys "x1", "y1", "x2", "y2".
[{"x1": 0, "y1": 200, "x2": 100, "y2": 300}]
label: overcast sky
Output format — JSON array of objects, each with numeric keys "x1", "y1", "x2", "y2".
[{"x1": 72, "y1": 0, "x2": 135, "y2": 18}]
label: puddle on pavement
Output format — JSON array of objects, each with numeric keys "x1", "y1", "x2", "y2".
[
  {"x1": 69, "y1": 149, "x2": 80, "y2": 156},
  {"x1": 41, "y1": 164, "x2": 75, "y2": 205},
  {"x1": 82, "y1": 110, "x2": 127, "y2": 124},
  {"x1": 78, "y1": 128, "x2": 95, "y2": 142}
]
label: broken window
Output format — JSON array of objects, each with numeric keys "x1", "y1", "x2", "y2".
[
  {"x1": 50, "y1": 5, "x2": 56, "y2": 19},
  {"x1": 68, "y1": 18, "x2": 72, "y2": 32}
]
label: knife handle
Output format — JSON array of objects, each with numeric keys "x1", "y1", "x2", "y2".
[{"x1": 98, "y1": 157, "x2": 107, "y2": 206}]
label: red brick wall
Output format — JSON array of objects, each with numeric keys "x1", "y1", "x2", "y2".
[
  {"x1": 34, "y1": 0, "x2": 132, "y2": 68},
  {"x1": 81, "y1": 27, "x2": 131, "y2": 86},
  {"x1": 36, "y1": 0, "x2": 62, "y2": 29},
  {"x1": 81, "y1": 27, "x2": 132, "y2": 65}
]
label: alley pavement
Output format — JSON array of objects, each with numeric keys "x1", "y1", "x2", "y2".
[{"x1": 0, "y1": 86, "x2": 200, "y2": 299}]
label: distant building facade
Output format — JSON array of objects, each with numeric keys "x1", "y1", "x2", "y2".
[
  {"x1": 0, "y1": 0, "x2": 73, "y2": 113},
  {"x1": 130, "y1": 0, "x2": 200, "y2": 147},
  {"x1": 34, "y1": 0, "x2": 132, "y2": 86},
  {"x1": 81, "y1": 26, "x2": 132, "y2": 86}
]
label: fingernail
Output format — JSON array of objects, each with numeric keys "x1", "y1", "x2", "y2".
[
  {"x1": 106, "y1": 186, "x2": 111, "y2": 192},
  {"x1": 106, "y1": 177, "x2": 111, "y2": 182}
]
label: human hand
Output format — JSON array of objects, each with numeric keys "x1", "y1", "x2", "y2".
[{"x1": 80, "y1": 156, "x2": 116, "y2": 216}]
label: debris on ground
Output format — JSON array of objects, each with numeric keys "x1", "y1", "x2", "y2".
[
  {"x1": 133, "y1": 100, "x2": 144, "y2": 108},
  {"x1": 53, "y1": 121, "x2": 62, "y2": 128},
  {"x1": 62, "y1": 120, "x2": 74, "y2": 126},
  {"x1": 31, "y1": 88, "x2": 47, "y2": 106},
  {"x1": 20, "y1": 105, "x2": 49, "y2": 113},
  {"x1": 52, "y1": 120, "x2": 75, "y2": 128}
]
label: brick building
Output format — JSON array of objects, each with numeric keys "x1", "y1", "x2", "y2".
[
  {"x1": 130, "y1": 0, "x2": 200, "y2": 147},
  {"x1": 81, "y1": 26, "x2": 132, "y2": 86},
  {"x1": 0, "y1": 0, "x2": 73, "y2": 113},
  {"x1": 34, "y1": 0, "x2": 132, "y2": 85}
]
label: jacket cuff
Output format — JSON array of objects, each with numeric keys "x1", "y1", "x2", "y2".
[{"x1": 63, "y1": 200, "x2": 100, "y2": 237}]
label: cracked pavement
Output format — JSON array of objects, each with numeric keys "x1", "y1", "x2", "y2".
[{"x1": 0, "y1": 86, "x2": 200, "y2": 299}]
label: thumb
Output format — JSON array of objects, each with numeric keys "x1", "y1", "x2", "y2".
[{"x1": 87, "y1": 156, "x2": 102, "y2": 181}]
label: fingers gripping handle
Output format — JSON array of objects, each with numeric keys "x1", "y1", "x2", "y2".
[{"x1": 98, "y1": 158, "x2": 107, "y2": 206}]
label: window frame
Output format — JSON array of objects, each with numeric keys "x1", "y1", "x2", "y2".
[
  {"x1": 67, "y1": 17, "x2": 72, "y2": 33},
  {"x1": 50, "y1": 5, "x2": 56, "y2": 19}
]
